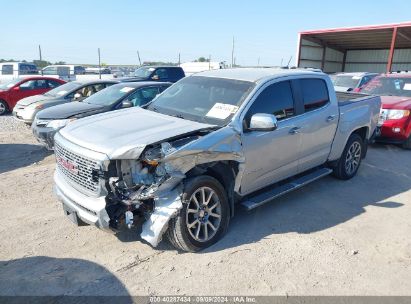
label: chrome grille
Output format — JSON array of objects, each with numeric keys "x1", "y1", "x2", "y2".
[{"x1": 54, "y1": 141, "x2": 101, "y2": 194}]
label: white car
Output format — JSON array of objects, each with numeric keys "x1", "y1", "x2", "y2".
[{"x1": 330, "y1": 72, "x2": 378, "y2": 92}]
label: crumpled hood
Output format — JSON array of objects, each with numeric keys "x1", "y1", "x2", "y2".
[
  {"x1": 380, "y1": 95, "x2": 411, "y2": 109},
  {"x1": 17, "y1": 94, "x2": 52, "y2": 106},
  {"x1": 59, "y1": 107, "x2": 215, "y2": 159},
  {"x1": 37, "y1": 102, "x2": 105, "y2": 119}
]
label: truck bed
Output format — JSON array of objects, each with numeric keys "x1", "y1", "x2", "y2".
[{"x1": 337, "y1": 91, "x2": 372, "y2": 106}]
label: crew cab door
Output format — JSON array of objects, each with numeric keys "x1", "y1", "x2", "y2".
[
  {"x1": 294, "y1": 78, "x2": 339, "y2": 172},
  {"x1": 240, "y1": 80, "x2": 304, "y2": 195}
]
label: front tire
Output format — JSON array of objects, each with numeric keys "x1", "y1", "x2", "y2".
[
  {"x1": 166, "y1": 176, "x2": 230, "y2": 252},
  {"x1": 333, "y1": 133, "x2": 364, "y2": 180},
  {"x1": 0, "y1": 100, "x2": 8, "y2": 115}
]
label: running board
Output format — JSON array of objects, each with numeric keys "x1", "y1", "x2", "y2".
[{"x1": 241, "y1": 167, "x2": 333, "y2": 211}]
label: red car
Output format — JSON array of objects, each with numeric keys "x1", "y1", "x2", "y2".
[
  {"x1": 360, "y1": 73, "x2": 411, "y2": 149},
  {"x1": 0, "y1": 77, "x2": 66, "y2": 115}
]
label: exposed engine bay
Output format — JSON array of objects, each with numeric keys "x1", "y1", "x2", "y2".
[{"x1": 103, "y1": 133, "x2": 208, "y2": 246}]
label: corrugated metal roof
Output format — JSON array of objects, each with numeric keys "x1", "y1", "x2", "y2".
[{"x1": 300, "y1": 21, "x2": 411, "y2": 50}]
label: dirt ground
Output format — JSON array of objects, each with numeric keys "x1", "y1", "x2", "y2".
[{"x1": 0, "y1": 115, "x2": 410, "y2": 296}]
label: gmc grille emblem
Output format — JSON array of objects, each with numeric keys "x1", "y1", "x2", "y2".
[{"x1": 57, "y1": 156, "x2": 79, "y2": 175}]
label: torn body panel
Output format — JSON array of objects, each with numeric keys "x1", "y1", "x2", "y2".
[{"x1": 108, "y1": 125, "x2": 246, "y2": 247}]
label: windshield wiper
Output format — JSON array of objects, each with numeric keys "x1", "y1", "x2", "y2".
[{"x1": 172, "y1": 113, "x2": 185, "y2": 119}]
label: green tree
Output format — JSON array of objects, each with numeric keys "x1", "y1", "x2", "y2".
[{"x1": 33, "y1": 59, "x2": 52, "y2": 68}]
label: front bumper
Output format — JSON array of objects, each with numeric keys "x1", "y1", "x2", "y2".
[
  {"x1": 32, "y1": 125, "x2": 59, "y2": 150},
  {"x1": 375, "y1": 119, "x2": 410, "y2": 142},
  {"x1": 12, "y1": 108, "x2": 37, "y2": 124},
  {"x1": 54, "y1": 169, "x2": 111, "y2": 230}
]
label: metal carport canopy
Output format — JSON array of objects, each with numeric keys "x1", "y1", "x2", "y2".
[{"x1": 298, "y1": 21, "x2": 411, "y2": 72}]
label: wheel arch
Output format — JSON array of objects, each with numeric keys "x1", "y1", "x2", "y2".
[{"x1": 185, "y1": 161, "x2": 239, "y2": 217}]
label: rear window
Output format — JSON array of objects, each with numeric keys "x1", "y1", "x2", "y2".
[
  {"x1": 301, "y1": 79, "x2": 330, "y2": 112},
  {"x1": 361, "y1": 76, "x2": 411, "y2": 97},
  {"x1": 1, "y1": 65, "x2": 13, "y2": 75},
  {"x1": 19, "y1": 64, "x2": 38, "y2": 75}
]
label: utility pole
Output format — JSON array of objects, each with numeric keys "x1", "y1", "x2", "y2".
[
  {"x1": 231, "y1": 36, "x2": 235, "y2": 68},
  {"x1": 257, "y1": 57, "x2": 260, "y2": 67},
  {"x1": 178, "y1": 53, "x2": 181, "y2": 66},
  {"x1": 98, "y1": 48, "x2": 101, "y2": 79},
  {"x1": 38, "y1": 45, "x2": 43, "y2": 75},
  {"x1": 137, "y1": 51, "x2": 142, "y2": 66},
  {"x1": 209, "y1": 54, "x2": 211, "y2": 70},
  {"x1": 287, "y1": 56, "x2": 293, "y2": 68}
]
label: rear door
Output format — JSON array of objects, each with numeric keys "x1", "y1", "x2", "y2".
[{"x1": 295, "y1": 78, "x2": 338, "y2": 172}]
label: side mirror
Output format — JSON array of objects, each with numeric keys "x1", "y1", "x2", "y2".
[
  {"x1": 73, "y1": 93, "x2": 82, "y2": 100},
  {"x1": 347, "y1": 88, "x2": 353, "y2": 92},
  {"x1": 121, "y1": 100, "x2": 133, "y2": 108},
  {"x1": 249, "y1": 113, "x2": 278, "y2": 131},
  {"x1": 12, "y1": 86, "x2": 20, "y2": 91},
  {"x1": 151, "y1": 75, "x2": 159, "y2": 80}
]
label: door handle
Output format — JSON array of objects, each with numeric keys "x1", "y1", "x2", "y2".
[
  {"x1": 289, "y1": 127, "x2": 301, "y2": 134},
  {"x1": 326, "y1": 115, "x2": 336, "y2": 122}
]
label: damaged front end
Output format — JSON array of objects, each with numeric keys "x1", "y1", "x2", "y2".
[
  {"x1": 101, "y1": 127, "x2": 245, "y2": 247},
  {"x1": 102, "y1": 135, "x2": 202, "y2": 247}
]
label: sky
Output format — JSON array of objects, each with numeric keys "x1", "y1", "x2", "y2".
[{"x1": 1, "y1": 0, "x2": 411, "y2": 66}]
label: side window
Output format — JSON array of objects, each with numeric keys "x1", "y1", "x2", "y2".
[
  {"x1": 245, "y1": 81, "x2": 295, "y2": 127},
  {"x1": 19, "y1": 80, "x2": 37, "y2": 90},
  {"x1": 128, "y1": 87, "x2": 160, "y2": 106},
  {"x1": 94, "y1": 83, "x2": 108, "y2": 92},
  {"x1": 301, "y1": 79, "x2": 329, "y2": 113},
  {"x1": 2, "y1": 65, "x2": 13, "y2": 75},
  {"x1": 80, "y1": 85, "x2": 98, "y2": 97},
  {"x1": 34, "y1": 80, "x2": 48, "y2": 89},
  {"x1": 153, "y1": 68, "x2": 169, "y2": 80},
  {"x1": 57, "y1": 66, "x2": 70, "y2": 77},
  {"x1": 19, "y1": 64, "x2": 37, "y2": 75},
  {"x1": 360, "y1": 76, "x2": 371, "y2": 87},
  {"x1": 47, "y1": 80, "x2": 62, "y2": 88},
  {"x1": 42, "y1": 67, "x2": 57, "y2": 75},
  {"x1": 159, "y1": 85, "x2": 169, "y2": 92}
]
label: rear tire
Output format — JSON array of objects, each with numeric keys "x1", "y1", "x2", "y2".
[
  {"x1": 0, "y1": 100, "x2": 8, "y2": 115},
  {"x1": 402, "y1": 135, "x2": 411, "y2": 150},
  {"x1": 166, "y1": 176, "x2": 230, "y2": 252},
  {"x1": 333, "y1": 133, "x2": 364, "y2": 180}
]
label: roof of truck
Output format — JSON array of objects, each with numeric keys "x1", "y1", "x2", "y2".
[
  {"x1": 332, "y1": 72, "x2": 378, "y2": 77},
  {"x1": 193, "y1": 68, "x2": 324, "y2": 82}
]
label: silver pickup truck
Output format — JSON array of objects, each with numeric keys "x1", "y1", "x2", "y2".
[{"x1": 53, "y1": 68, "x2": 381, "y2": 252}]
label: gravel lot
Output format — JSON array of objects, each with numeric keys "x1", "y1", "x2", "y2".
[{"x1": 0, "y1": 114, "x2": 410, "y2": 296}]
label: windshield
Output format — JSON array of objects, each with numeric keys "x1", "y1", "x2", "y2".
[
  {"x1": 0, "y1": 78, "x2": 21, "y2": 90},
  {"x1": 330, "y1": 75, "x2": 360, "y2": 88},
  {"x1": 147, "y1": 76, "x2": 255, "y2": 126},
  {"x1": 44, "y1": 81, "x2": 81, "y2": 97},
  {"x1": 85, "y1": 83, "x2": 135, "y2": 106},
  {"x1": 134, "y1": 67, "x2": 154, "y2": 78},
  {"x1": 361, "y1": 76, "x2": 411, "y2": 97}
]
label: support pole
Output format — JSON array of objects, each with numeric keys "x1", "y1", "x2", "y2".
[
  {"x1": 39, "y1": 45, "x2": 43, "y2": 76},
  {"x1": 342, "y1": 51, "x2": 347, "y2": 72},
  {"x1": 321, "y1": 45, "x2": 326, "y2": 71},
  {"x1": 98, "y1": 48, "x2": 101, "y2": 79},
  {"x1": 387, "y1": 27, "x2": 398, "y2": 73}
]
